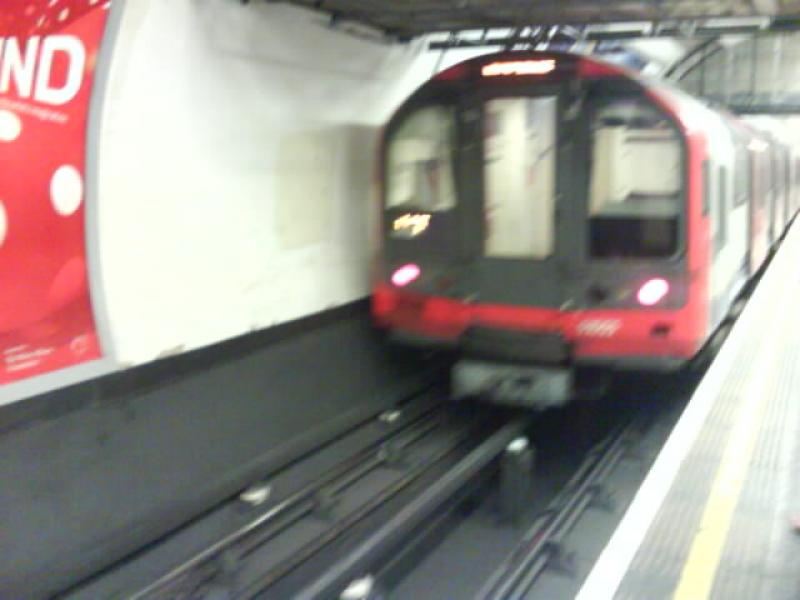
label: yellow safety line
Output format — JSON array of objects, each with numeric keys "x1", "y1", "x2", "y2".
[{"x1": 672, "y1": 276, "x2": 791, "y2": 599}]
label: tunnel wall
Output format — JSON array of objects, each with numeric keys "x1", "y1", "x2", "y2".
[
  {"x1": 0, "y1": 300, "x2": 447, "y2": 597},
  {"x1": 96, "y1": 0, "x2": 470, "y2": 367}
]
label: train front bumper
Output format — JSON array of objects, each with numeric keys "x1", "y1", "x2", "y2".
[
  {"x1": 452, "y1": 360, "x2": 572, "y2": 409},
  {"x1": 373, "y1": 285, "x2": 705, "y2": 370}
]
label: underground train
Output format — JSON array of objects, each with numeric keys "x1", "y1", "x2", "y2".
[{"x1": 371, "y1": 50, "x2": 799, "y2": 408}]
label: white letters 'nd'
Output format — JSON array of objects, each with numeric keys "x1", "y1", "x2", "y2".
[
  {"x1": 0, "y1": 35, "x2": 86, "y2": 106},
  {"x1": 0, "y1": 37, "x2": 40, "y2": 98}
]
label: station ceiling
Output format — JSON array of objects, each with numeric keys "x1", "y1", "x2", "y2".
[{"x1": 278, "y1": 1, "x2": 800, "y2": 39}]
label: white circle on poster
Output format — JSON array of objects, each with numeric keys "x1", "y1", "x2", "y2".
[
  {"x1": 51, "y1": 165, "x2": 84, "y2": 216},
  {"x1": 0, "y1": 110, "x2": 22, "y2": 142}
]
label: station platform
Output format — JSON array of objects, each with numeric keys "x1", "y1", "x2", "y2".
[{"x1": 577, "y1": 221, "x2": 800, "y2": 600}]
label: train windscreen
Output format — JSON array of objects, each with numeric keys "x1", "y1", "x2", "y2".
[
  {"x1": 385, "y1": 105, "x2": 456, "y2": 213},
  {"x1": 589, "y1": 98, "x2": 683, "y2": 258}
]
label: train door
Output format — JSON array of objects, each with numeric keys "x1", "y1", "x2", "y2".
[
  {"x1": 782, "y1": 147, "x2": 791, "y2": 232},
  {"x1": 748, "y1": 145, "x2": 770, "y2": 273},
  {"x1": 774, "y1": 147, "x2": 787, "y2": 237},
  {"x1": 768, "y1": 147, "x2": 781, "y2": 245},
  {"x1": 459, "y1": 89, "x2": 572, "y2": 308},
  {"x1": 729, "y1": 139, "x2": 751, "y2": 283},
  {"x1": 707, "y1": 161, "x2": 723, "y2": 325},
  {"x1": 792, "y1": 159, "x2": 800, "y2": 217},
  {"x1": 793, "y1": 158, "x2": 800, "y2": 218}
]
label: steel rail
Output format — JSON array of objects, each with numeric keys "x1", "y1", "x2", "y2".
[
  {"x1": 288, "y1": 417, "x2": 530, "y2": 600},
  {"x1": 127, "y1": 402, "x2": 447, "y2": 599}
]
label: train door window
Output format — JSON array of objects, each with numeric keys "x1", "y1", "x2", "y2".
[
  {"x1": 795, "y1": 158, "x2": 800, "y2": 210},
  {"x1": 704, "y1": 160, "x2": 719, "y2": 244},
  {"x1": 754, "y1": 149, "x2": 768, "y2": 210},
  {"x1": 796, "y1": 158, "x2": 800, "y2": 189},
  {"x1": 769, "y1": 150, "x2": 778, "y2": 218},
  {"x1": 795, "y1": 158, "x2": 800, "y2": 203},
  {"x1": 733, "y1": 142, "x2": 749, "y2": 208},
  {"x1": 783, "y1": 148, "x2": 791, "y2": 219},
  {"x1": 385, "y1": 105, "x2": 456, "y2": 212},
  {"x1": 775, "y1": 150, "x2": 785, "y2": 214},
  {"x1": 483, "y1": 96, "x2": 557, "y2": 258},
  {"x1": 717, "y1": 166, "x2": 727, "y2": 249},
  {"x1": 588, "y1": 97, "x2": 682, "y2": 258}
]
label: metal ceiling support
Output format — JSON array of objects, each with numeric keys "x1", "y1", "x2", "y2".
[
  {"x1": 723, "y1": 41, "x2": 734, "y2": 104},
  {"x1": 771, "y1": 35, "x2": 783, "y2": 104},
  {"x1": 275, "y1": 1, "x2": 800, "y2": 41},
  {"x1": 427, "y1": 19, "x2": 782, "y2": 52},
  {"x1": 675, "y1": 32, "x2": 800, "y2": 115},
  {"x1": 663, "y1": 37, "x2": 721, "y2": 80},
  {"x1": 750, "y1": 35, "x2": 758, "y2": 101},
  {"x1": 722, "y1": 103, "x2": 800, "y2": 114},
  {"x1": 700, "y1": 47, "x2": 707, "y2": 96}
]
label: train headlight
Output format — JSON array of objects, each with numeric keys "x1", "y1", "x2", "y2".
[
  {"x1": 391, "y1": 263, "x2": 421, "y2": 287},
  {"x1": 637, "y1": 278, "x2": 670, "y2": 306}
]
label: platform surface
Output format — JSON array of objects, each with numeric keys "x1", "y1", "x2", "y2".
[{"x1": 578, "y1": 221, "x2": 800, "y2": 600}]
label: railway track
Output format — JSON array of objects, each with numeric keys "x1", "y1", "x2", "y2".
[
  {"x1": 157, "y1": 410, "x2": 524, "y2": 599},
  {"x1": 476, "y1": 418, "x2": 643, "y2": 600},
  {"x1": 64, "y1": 380, "x2": 683, "y2": 600},
  {"x1": 63, "y1": 388, "x2": 527, "y2": 600}
]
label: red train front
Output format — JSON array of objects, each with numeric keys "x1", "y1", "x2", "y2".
[{"x1": 372, "y1": 50, "x2": 797, "y2": 407}]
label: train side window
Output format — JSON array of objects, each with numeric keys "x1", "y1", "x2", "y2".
[
  {"x1": 763, "y1": 151, "x2": 773, "y2": 208},
  {"x1": 795, "y1": 158, "x2": 800, "y2": 196},
  {"x1": 704, "y1": 160, "x2": 719, "y2": 244},
  {"x1": 753, "y1": 151, "x2": 770, "y2": 208},
  {"x1": 769, "y1": 151, "x2": 775, "y2": 195},
  {"x1": 385, "y1": 105, "x2": 456, "y2": 212},
  {"x1": 588, "y1": 97, "x2": 682, "y2": 258},
  {"x1": 783, "y1": 149, "x2": 791, "y2": 215},
  {"x1": 733, "y1": 144, "x2": 749, "y2": 208},
  {"x1": 717, "y1": 166, "x2": 727, "y2": 248},
  {"x1": 795, "y1": 158, "x2": 800, "y2": 204}
]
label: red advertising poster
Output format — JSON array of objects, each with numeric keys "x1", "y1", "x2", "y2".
[{"x1": 0, "y1": 1, "x2": 111, "y2": 384}]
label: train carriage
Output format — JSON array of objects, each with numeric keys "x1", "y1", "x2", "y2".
[{"x1": 372, "y1": 51, "x2": 798, "y2": 408}]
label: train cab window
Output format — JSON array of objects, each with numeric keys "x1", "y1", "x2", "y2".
[
  {"x1": 588, "y1": 98, "x2": 682, "y2": 258},
  {"x1": 483, "y1": 96, "x2": 557, "y2": 258},
  {"x1": 385, "y1": 105, "x2": 456, "y2": 212}
]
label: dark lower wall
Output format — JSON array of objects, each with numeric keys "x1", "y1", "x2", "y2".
[{"x1": 0, "y1": 301, "x2": 444, "y2": 599}]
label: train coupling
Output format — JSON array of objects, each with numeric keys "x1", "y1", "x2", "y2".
[{"x1": 452, "y1": 360, "x2": 572, "y2": 409}]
